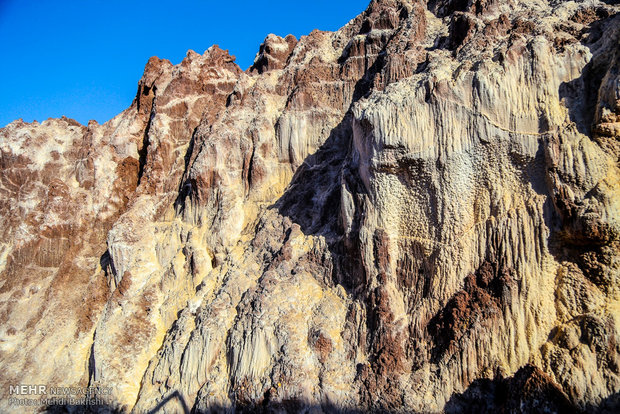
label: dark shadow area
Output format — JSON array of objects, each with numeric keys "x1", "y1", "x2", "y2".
[
  {"x1": 228, "y1": 399, "x2": 368, "y2": 414},
  {"x1": 40, "y1": 383, "x2": 620, "y2": 413},
  {"x1": 44, "y1": 401, "x2": 374, "y2": 414},
  {"x1": 443, "y1": 364, "x2": 620, "y2": 414},
  {"x1": 559, "y1": 59, "x2": 608, "y2": 137},
  {"x1": 137, "y1": 108, "x2": 154, "y2": 186},
  {"x1": 173, "y1": 124, "x2": 200, "y2": 217},
  {"x1": 546, "y1": 12, "x2": 619, "y2": 288},
  {"x1": 274, "y1": 117, "x2": 352, "y2": 237},
  {"x1": 558, "y1": 13, "x2": 619, "y2": 136},
  {"x1": 148, "y1": 390, "x2": 190, "y2": 414},
  {"x1": 273, "y1": 113, "x2": 368, "y2": 296},
  {"x1": 274, "y1": 27, "x2": 394, "y2": 296},
  {"x1": 587, "y1": 392, "x2": 620, "y2": 414},
  {"x1": 98, "y1": 250, "x2": 115, "y2": 280},
  {"x1": 273, "y1": 103, "x2": 381, "y2": 296},
  {"x1": 427, "y1": 0, "x2": 470, "y2": 18}
]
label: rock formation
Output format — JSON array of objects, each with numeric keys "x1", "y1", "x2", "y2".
[{"x1": 0, "y1": 0, "x2": 619, "y2": 412}]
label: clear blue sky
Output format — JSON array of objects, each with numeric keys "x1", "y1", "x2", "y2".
[{"x1": 0, "y1": 0, "x2": 369, "y2": 127}]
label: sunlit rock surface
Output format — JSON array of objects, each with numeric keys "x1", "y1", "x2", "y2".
[{"x1": 1, "y1": 1, "x2": 619, "y2": 412}]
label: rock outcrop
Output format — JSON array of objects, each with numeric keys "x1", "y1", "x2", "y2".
[{"x1": 0, "y1": 1, "x2": 619, "y2": 412}]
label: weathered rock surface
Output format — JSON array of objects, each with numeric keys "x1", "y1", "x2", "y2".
[{"x1": 1, "y1": 0, "x2": 619, "y2": 412}]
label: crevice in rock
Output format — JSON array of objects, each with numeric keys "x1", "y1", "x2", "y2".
[{"x1": 137, "y1": 111, "x2": 154, "y2": 186}]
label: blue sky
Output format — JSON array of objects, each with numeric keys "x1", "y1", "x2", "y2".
[{"x1": 0, "y1": 0, "x2": 369, "y2": 127}]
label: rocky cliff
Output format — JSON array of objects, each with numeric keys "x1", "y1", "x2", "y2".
[{"x1": 1, "y1": 0, "x2": 619, "y2": 412}]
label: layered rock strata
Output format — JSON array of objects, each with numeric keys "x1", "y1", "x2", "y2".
[{"x1": 0, "y1": 0, "x2": 619, "y2": 412}]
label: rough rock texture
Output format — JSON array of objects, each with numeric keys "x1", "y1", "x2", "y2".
[{"x1": 1, "y1": 0, "x2": 619, "y2": 413}]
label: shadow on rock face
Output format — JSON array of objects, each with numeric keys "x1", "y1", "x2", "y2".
[
  {"x1": 41, "y1": 380, "x2": 619, "y2": 413},
  {"x1": 558, "y1": 12, "x2": 619, "y2": 137},
  {"x1": 273, "y1": 112, "x2": 371, "y2": 297},
  {"x1": 445, "y1": 365, "x2": 620, "y2": 414},
  {"x1": 444, "y1": 365, "x2": 580, "y2": 414},
  {"x1": 273, "y1": 46, "x2": 388, "y2": 297},
  {"x1": 546, "y1": 11, "x2": 620, "y2": 292}
]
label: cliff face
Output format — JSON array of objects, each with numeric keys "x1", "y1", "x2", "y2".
[{"x1": 1, "y1": 0, "x2": 619, "y2": 412}]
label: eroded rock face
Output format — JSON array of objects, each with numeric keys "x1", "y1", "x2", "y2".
[{"x1": 0, "y1": 1, "x2": 619, "y2": 412}]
